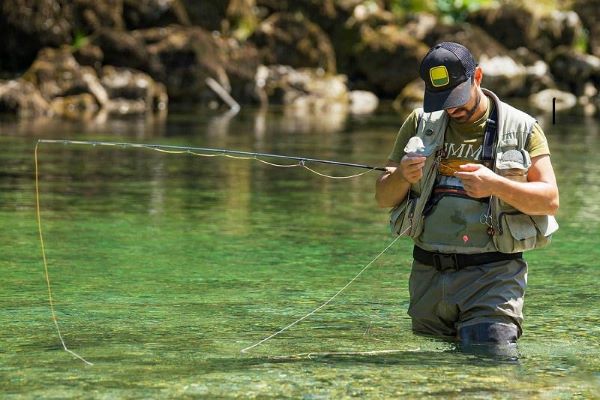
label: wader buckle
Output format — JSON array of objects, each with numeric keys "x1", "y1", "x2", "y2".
[{"x1": 432, "y1": 253, "x2": 459, "y2": 271}]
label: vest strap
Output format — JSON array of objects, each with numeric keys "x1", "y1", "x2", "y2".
[{"x1": 481, "y1": 103, "x2": 498, "y2": 168}]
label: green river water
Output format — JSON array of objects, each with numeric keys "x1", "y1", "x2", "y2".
[{"x1": 1, "y1": 107, "x2": 599, "y2": 398}]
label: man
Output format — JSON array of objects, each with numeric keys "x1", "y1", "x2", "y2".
[{"x1": 375, "y1": 42, "x2": 559, "y2": 349}]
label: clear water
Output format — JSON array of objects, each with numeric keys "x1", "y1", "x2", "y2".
[{"x1": 1, "y1": 107, "x2": 599, "y2": 398}]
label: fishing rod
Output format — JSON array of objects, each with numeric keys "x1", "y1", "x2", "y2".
[{"x1": 37, "y1": 139, "x2": 387, "y2": 172}]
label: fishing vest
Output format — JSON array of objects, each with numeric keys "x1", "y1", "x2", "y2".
[{"x1": 390, "y1": 88, "x2": 559, "y2": 254}]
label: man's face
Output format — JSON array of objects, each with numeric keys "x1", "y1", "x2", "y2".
[{"x1": 445, "y1": 83, "x2": 479, "y2": 124}]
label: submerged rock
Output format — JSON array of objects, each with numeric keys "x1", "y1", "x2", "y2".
[
  {"x1": 349, "y1": 90, "x2": 379, "y2": 115},
  {"x1": 529, "y1": 89, "x2": 577, "y2": 112},
  {"x1": 50, "y1": 93, "x2": 98, "y2": 120}
]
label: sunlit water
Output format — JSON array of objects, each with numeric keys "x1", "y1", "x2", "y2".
[{"x1": 1, "y1": 107, "x2": 599, "y2": 398}]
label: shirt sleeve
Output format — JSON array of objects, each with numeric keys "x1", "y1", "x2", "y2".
[
  {"x1": 526, "y1": 122, "x2": 550, "y2": 158},
  {"x1": 388, "y1": 109, "x2": 420, "y2": 162}
]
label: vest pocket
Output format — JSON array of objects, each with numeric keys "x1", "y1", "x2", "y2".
[
  {"x1": 390, "y1": 194, "x2": 419, "y2": 237},
  {"x1": 493, "y1": 212, "x2": 558, "y2": 253}
]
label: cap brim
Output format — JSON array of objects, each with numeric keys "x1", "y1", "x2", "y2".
[{"x1": 423, "y1": 79, "x2": 472, "y2": 112}]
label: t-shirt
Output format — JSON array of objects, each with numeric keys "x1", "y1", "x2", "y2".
[
  {"x1": 387, "y1": 95, "x2": 550, "y2": 253},
  {"x1": 389, "y1": 102, "x2": 549, "y2": 163}
]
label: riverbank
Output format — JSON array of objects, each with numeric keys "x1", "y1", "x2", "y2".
[{"x1": 1, "y1": 0, "x2": 599, "y2": 121}]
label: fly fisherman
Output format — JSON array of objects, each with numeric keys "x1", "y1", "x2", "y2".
[{"x1": 375, "y1": 42, "x2": 559, "y2": 352}]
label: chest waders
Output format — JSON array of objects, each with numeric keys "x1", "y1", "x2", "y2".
[{"x1": 390, "y1": 89, "x2": 558, "y2": 254}]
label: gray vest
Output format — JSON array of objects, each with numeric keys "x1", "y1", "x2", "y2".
[{"x1": 390, "y1": 89, "x2": 558, "y2": 253}]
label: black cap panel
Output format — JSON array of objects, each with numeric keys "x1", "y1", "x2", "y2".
[{"x1": 418, "y1": 42, "x2": 477, "y2": 112}]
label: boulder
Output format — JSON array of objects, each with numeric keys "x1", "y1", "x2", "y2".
[
  {"x1": 423, "y1": 23, "x2": 508, "y2": 60},
  {"x1": 144, "y1": 26, "x2": 224, "y2": 102},
  {"x1": 223, "y1": 39, "x2": 262, "y2": 102},
  {"x1": 392, "y1": 78, "x2": 424, "y2": 116},
  {"x1": 478, "y1": 55, "x2": 527, "y2": 97},
  {"x1": 101, "y1": 65, "x2": 167, "y2": 113},
  {"x1": 70, "y1": 0, "x2": 125, "y2": 33},
  {"x1": 23, "y1": 47, "x2": 90, "y2": 100},
  {"x1": 466, "y1": 4, "x2": 536, "y2": 51},
  {"x1": 92, "y1": 28, "x2": 162, "y2": 77},
  {"x1": 535, "y1": 11, "x2": 584, "y2": 56},
  {"x1": 420, "y1": 23, "x2": 556, "y2": 98},
  {"x1": 73, "y1": 43, "x2": 104, "y2": 73},
  {"x1": 255, "y1": 1, "x2": 393, "y2": 76},
  {"x1": 522, "y1": 60, "x2": 556, "y2": 97},
  {"x1": 180, "y1": 0, "x2": 229, "y2": 32},
  {"x1": 0, "y1": 0, "x2": 73, "y2": 73},
  {"x1": 0, "y1": 79, "x2": 51, "y2": 118},
  {"x1": 354, "y1": 25, "x2": 428, "y2": 98},
  {"x1": 250, "y1": 12, "x2": 337, "y2": 73},
  {"x1": 258, "y1": 64, "x2": 348, "y2": 113},
  {"x1": 143, "y1": 26, "x2": 260, "y2": 104},
  {"x1": 403, "y1": 12, "x2": 438, "y2": 42},
  {"x1": 547, "y1": 47, "x2": 600, "y2": 96},
  {"x1": 22, "y1": 47, "x2": 109, "y2": 106},
  {"x1": 18, "y1": 45, "x2": 167, "y2": 118},
  {"x1": 122, "y1": 0, "x2": 190, "y2": 29}
]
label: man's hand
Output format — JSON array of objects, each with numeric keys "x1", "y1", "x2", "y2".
[
  {"x1": 375, "y1": 155, "x2": 425, "y2": 208},
  {"x1": 400, "y1": 154, "x2": 427, "y2": 184},
  {"x1": 454, "y1": 163, "x2": 500, "y2": 198}
]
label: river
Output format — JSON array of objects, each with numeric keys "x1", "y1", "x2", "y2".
[{"x1": 1, "y1": 105, "x2": 598, "y2": 398}]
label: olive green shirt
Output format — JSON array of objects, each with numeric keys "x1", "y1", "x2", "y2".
[{"x1": 389, "y1": 101, "x2": 550, "y2": 163}]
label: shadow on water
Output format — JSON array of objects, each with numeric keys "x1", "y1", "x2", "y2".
[
  {"x1": 185, "y1": 348, "x2": 521, "y2": 375},
  {"x1": 36, "y1": 343, "x2": 519, "y2": 373}
]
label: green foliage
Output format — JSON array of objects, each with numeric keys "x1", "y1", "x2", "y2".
[
  {"x1": 574, "y1": 27, "x2": 589, "y2": 54},
  {"x1": 389, "y1": 0, "x2": 434, "y2": 15},
  {"x1": 389, "y1": 0, "x2": 493, "y2": 21},
  {"x1": 72, "y1": 31, "x2": 89, "y2": 50},
  {"x1": 434, "y1": 0, "x2": 492, "y2": 22}
]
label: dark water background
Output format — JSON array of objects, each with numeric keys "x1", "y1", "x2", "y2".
[{"x1": 1, "y1": 106, "x2": 598, "y2": 398}]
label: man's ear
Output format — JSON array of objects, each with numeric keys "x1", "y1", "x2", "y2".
[{"x1": 474, "y1": 66, "x2": 483, "y2": 85}]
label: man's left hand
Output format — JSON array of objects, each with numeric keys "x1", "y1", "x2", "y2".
[{"x1": 454, "y1": 163, "x2": 500, "y2": 198}]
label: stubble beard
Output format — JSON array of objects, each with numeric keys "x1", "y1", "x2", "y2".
[{"x1": 448, "y1": 91, "x2": 482, "y2": 124}]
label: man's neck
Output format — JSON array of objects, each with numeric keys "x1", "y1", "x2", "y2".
[{"x1": 468, "y1": 90, "x2": 489, "y2": 123}]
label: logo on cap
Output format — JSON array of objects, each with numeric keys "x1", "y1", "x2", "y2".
[{"x1": 429, "y1": 66, "x2": 449, "y2": 87}]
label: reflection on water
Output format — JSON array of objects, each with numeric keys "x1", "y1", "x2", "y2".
[{"x1": 1, "y1": 106, "x2": 599, "y2": 398}]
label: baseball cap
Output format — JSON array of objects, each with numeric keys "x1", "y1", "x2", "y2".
[{"x1": 419, "y1": 42, "x2": 477, "y2": 112}]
